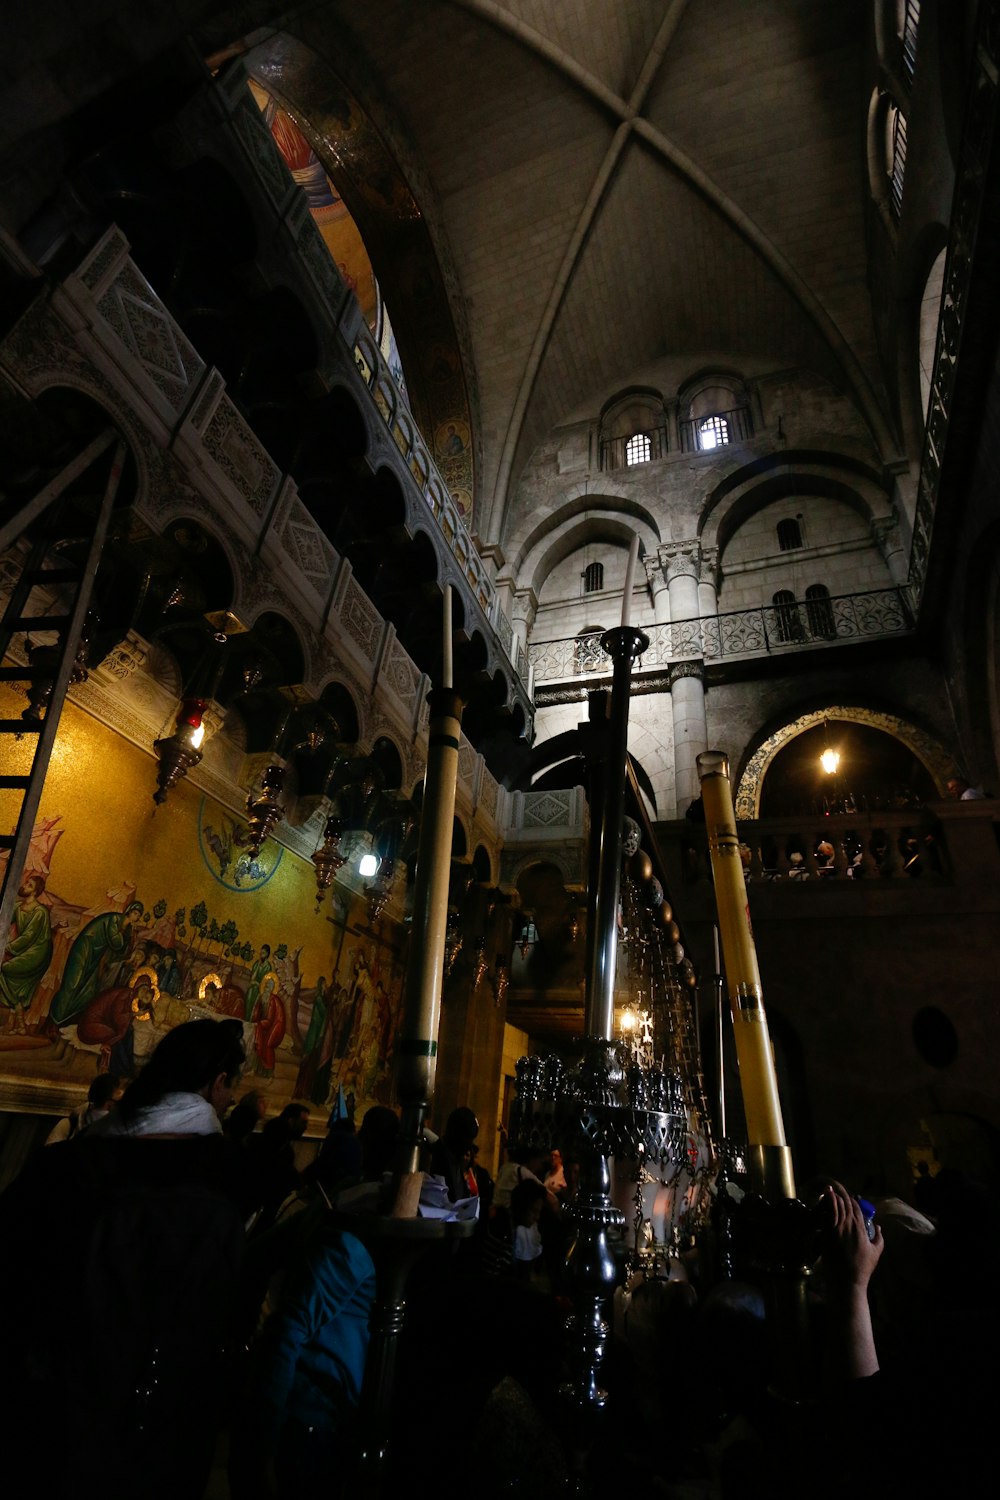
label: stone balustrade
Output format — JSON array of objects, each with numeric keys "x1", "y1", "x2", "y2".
[{"x1": 528, "y1": 586, "x2": 915, "y2": 686}]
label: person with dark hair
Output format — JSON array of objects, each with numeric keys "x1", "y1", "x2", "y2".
[
  {"x1": 0, "y1": 1019, "x2": 252, "y2": 1499},
  {"x1": 46, "y1": 1071, "x2": 121, "y2": 1144},
  {"x1": 101, "y1": 1016, "x2": 246, "y2": 1135},
  {"x1": 510, "y1": 1177, "x2": 547, "y2": 1279},
  {"x1": 429, "y1": 1105, "x2": 480, "y2": 1202},
  {"x1": 304, "y1": 1114, "x2": 363, "y2": 1194},
  {"x1": 247, "y1": 1102, "x2": 311, "y2": 1231},
  {"x1": 226, "y1": 1088, "x2": 268, "y2": 1145},
  {"x1": 230, "y1": 1210, "x2": 375, "y2": 1500}
]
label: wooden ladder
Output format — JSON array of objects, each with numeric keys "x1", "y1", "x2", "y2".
[{"x1": 0, "y1": 430, "x2": 126, "y2": 948}]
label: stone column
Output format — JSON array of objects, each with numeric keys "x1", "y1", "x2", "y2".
[
  {"x1": 698, "y1": 546, "x2": 720, "y2": 661},
  {"x1": 644, "y1": 552, "x2": 671, "y2": 624},
  {"x1": 872, "y1": 515, "x2": 908, "y2": 587},
  {"x1": 662, "y1": 541, "x2": 701, "y2": 626},
  {"x1": 660, "y1": 542, "x2": 709, "y2": 815},
  {"x1": 511, "y1": 587, "x2": 538, "y2": 650},
  {"x1": 698, "y1": 546, "x2": 719, "y2": 617},
  {"x1": 669, "y1": 662, "x2": 708, "y2": 814}
]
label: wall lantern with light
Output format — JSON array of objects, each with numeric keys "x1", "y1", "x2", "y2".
[{"x1": 153, "y1": 696, "x2": 208, "y2": 806}]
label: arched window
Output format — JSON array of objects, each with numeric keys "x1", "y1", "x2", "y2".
[
  {"x1": 777, "y1": 518, "x2": 803, "y2": 551},
  {"x1": 598, "y1": 389, "x2": 667, "y2": 470},
  {"x1": 698, "y1": 414, "x2": 730, "y2": 451},
  {"x1": 679, "y1": 373, "x2": 753, "y2": 452},
  {"x1": 583, "y1": 561, "x2": 604, "y2": 594},
  {"x1": 625, "y1": 431, "x2": 652, "y2": 466},
  {"x1": 805, "y1": 584, "x2": 836, "y2": 639},
  {"x1": 918, "y1": 247, "x2": 946, "y2": 419},
  {"x1": 772, "y1": 590, "x2": 803, "y2": 644}
]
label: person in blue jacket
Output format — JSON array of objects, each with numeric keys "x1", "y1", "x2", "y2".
[{"x1": 232, "y1": 1215, "x2": 376, "y2": 1498}]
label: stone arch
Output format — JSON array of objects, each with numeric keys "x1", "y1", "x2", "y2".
[
  {"x1": 700, "y1": 451, "x2": 891, "y2": 560},
  {"x1": 866, "y1": 85, "x2": 897, "y2": 238},
  {"x1": 471, "y1": 842, "x2": 493, "y2": 885},
  {"x1": 24, "y1": 373, "x2": 151, "y2": 514},
  {"x1": 451, "y1": 813, "x2": 470, "y2": 858},
  {"x1": 503, "y1": 492, "x2": 661, "y2": 588},
  {"x1": 598, "y1": 386, "x2": 668, "y2": 466},
  {"x1": 148, "y1": 510, "x2": 240, "y2": 615},
  {"x1": 734, "y1": 704, "x2": 957, "y2": 818},
  {"x1": 677, "y1": 366, "x2": 753, "y2": 451},
  {"x1": 315, "y1": 676, "x2": 362, "y2": 745},
  {"x1": 368, "y1": 731, "x2": 406, "y2": 790},
  {"x1": 507, "y1": 851, "x2": 579, "y2": 890},
  {"x1": 513, "y1": 506, "x2": 660, "y2": 603},
  {"x1": 239, "y1": 606, "x2": 310, "y2": 689}
]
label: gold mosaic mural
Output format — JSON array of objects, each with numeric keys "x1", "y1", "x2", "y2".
[{"x1": 0, "y1": 693, "x2": 405, "y2": 1123}]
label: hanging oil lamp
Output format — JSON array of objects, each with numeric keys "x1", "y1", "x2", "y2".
[
  {"x1": 245, "y1": 763, "x2": 286, "y2": 856},
  {"x1": 311, "y1": 814, "x2": 346, "y2": 911},
  {"x1": 153, "y1": 696, "x2": 207, "y2": 806}
]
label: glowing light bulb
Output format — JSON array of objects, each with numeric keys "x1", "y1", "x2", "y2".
[
  {"x1": 358, "y1": 853, "x2": 379, "y2": 878},
  {"x1": 189, "y1": 720, "x2": 206, "y2": 750},
  {"x1": 820, "y1": 746, "x2": 840, "y2": 775}
]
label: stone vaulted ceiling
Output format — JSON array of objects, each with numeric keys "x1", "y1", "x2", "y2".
[
  {"x1": 258, "y1": 0, "x2": 888, "y2": 551},
  {"x1": 6, "y1": 0, "x2": 891, "y2": 552}
]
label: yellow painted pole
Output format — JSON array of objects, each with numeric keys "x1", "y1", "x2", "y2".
[
  {"x1": 697, "y1": 750, "x2": 795, "y2": 1200},
  {"x1": 392, "y1": 687, "x2": 463, "y2": 1215}
]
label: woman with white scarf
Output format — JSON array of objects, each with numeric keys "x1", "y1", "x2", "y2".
[{"x1": 2, "y1": 1018, "x2": 252, "y2": 1500}]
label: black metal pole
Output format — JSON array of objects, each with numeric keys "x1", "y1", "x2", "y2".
[{"x1": 585, "y1": 626, "x2": 648, "y2": 1039}]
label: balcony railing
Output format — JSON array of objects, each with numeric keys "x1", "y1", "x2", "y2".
[
  {"x1": 678, "y1": 405, "x2": 753, "y2": 453},
  {"x1": 600, "y1": 425, "x2": 670, "y2": 471},
  {"x1": 528, "y1": 586, "x2": 914, "y2": 683},
  {"x1": 661, "y1": 803, "x2": 999, "y2": 888}
]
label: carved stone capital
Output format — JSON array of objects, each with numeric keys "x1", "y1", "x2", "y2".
[
  {"x1": 658, "y1": 540, "x2": 702, "y2": 584},
  {"x1": 511, "y1": 587, "x2": 538, "y2": 632},
  {"x1": 871, "y1": 515, "x2": 903, "y2": 558},
  {"x1": 699, "y1": 546, "x2": 719, "y2": 587},
  {"x1": 667, "y1": 660, "x2": 705, "y2": 688}
]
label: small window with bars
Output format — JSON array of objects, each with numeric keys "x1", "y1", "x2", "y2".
[
  {"x1": 902, "y1": 0, "x2": 920, "y2": 84},
  {"x1": 777, "y1": 518, "x2": 803, "y2": 551},
  {"x1": 805, "y1": 583, "x2": 836, "y2": 639},
  {"x1": 772, "y1": 590, "x2": 804, "y2": 644},
  {"x1": 698, "y1": 414, "x2": 730, "y2": 450},
  {"x1": 583, "y1": 561, "x2": 604, "y2": 594},
  {"x1": 625, "y1": 431, "x2": 651, "y2": 466},
  {"x1": 888, "y1": 106, "x2": 907, "y2": 218}
]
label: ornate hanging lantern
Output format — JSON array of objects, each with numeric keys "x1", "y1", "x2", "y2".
[
  {"x1": 311, "y1": 814, "x2": 346, "y2": 911},
  {"x1": 443, "y1": 909, "x2": 463, "y2": 978},
  {"x1": 492, "y1": 956, "x2": 509, "y2": 1008},
  {"x1": 365, "y1": 856, "x2": 396, "y2": 924},
  {"x1": 471, "y1": 936, "x2": 489, "y2": 993},
  {"x1": 245, "y1": 763, "x2": 286, "y2": 856},
  {"x1": 153, "y1": 696, "x2": 207, "y2": 806}
]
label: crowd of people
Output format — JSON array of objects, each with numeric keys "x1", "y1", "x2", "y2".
[{"x1": 1, "y1": 1018, "x2": 994, "y2": 1499}]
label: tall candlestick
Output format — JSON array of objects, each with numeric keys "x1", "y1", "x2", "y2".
[
  {"x1": 620, "y1": 533, "x2": 640, "y2": 628},
  {"x1": 442, "y1": 584, "x2": 453, "y2": 690},
  {"x1": 393, "y1": 687, "x2": 463, "y2": 1205},
  {"x1": 697, "y1": 749, "x2": 795, "y2": 1200}
]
